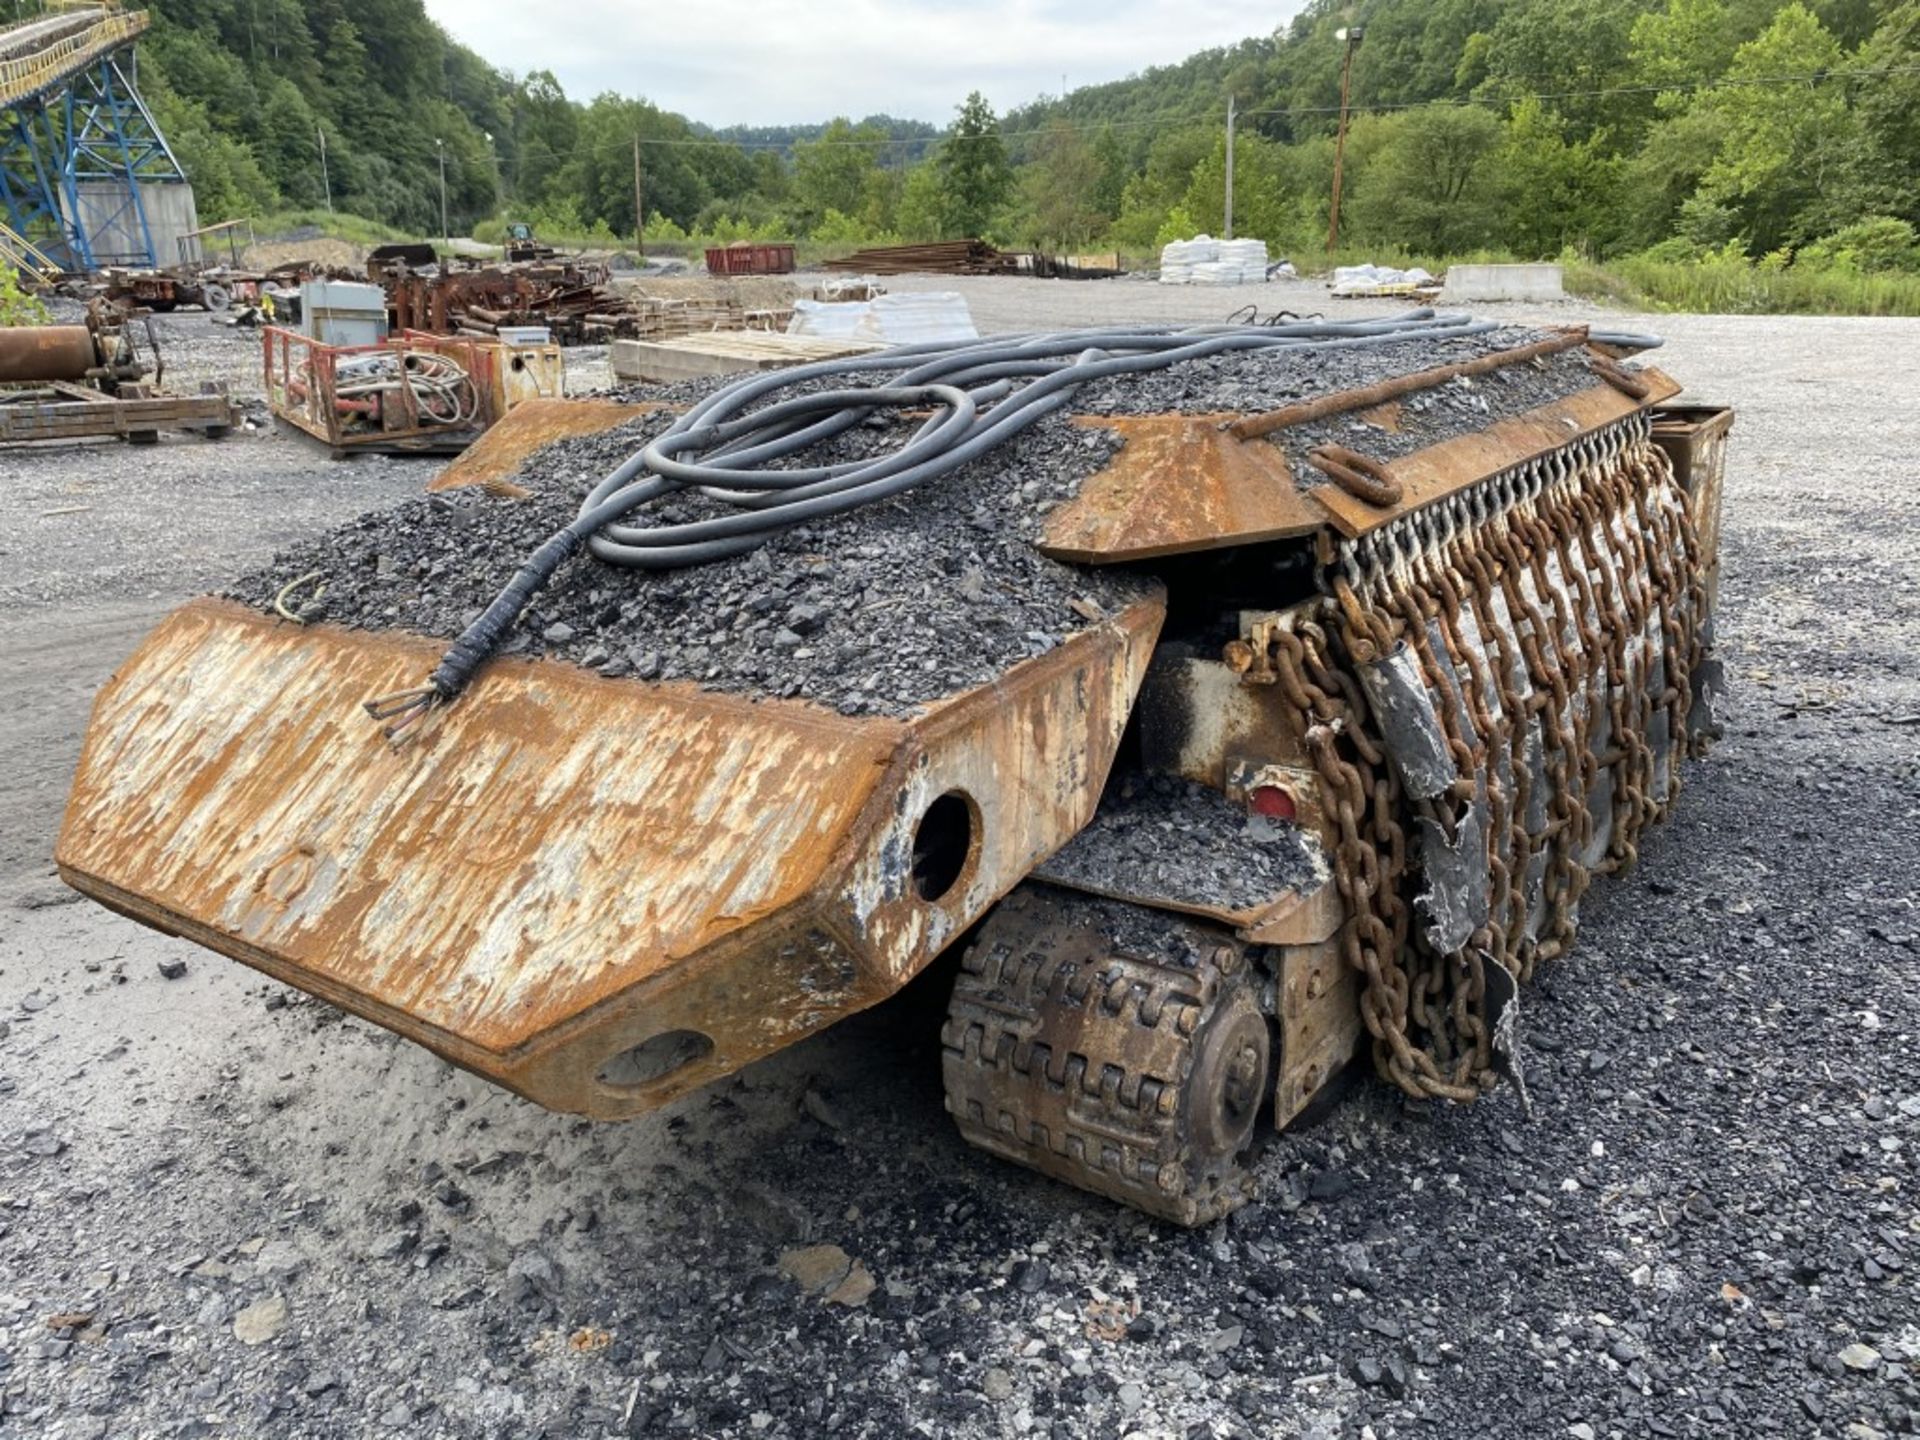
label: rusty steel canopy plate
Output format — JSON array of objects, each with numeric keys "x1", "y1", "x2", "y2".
[
  {"x1": 1039, "y1": 374, "x2": 1681, "y2": 564},
  {"x1": 1038, "y1": 413, "x2": 1325, "y2": 564},
  {"x1": 428, "y1": 397, "x2": 665, "y2": 498},
  {"x1": 58, "y1": 593, "x2": 1164, "y2": 1119}
]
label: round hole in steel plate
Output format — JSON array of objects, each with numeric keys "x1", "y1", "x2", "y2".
[{"x1": 911, "y1": 790, "x2": 975, "y2": 902}]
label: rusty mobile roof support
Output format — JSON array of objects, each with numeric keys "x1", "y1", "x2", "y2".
[{"x1": 53, "y1": 311, "x2": 1728, "y2": 1232}]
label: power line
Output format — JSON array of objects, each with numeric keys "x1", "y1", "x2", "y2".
[{"x1": 534, "y1": 60, "x2": 1916, "y2": 166}]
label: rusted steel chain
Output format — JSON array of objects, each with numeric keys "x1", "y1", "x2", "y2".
[{"x1": 1259, "y1": 409, "x2": 1711, "y2": 1102}]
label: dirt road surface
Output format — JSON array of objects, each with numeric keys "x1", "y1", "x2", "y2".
[{"x1": 1, "y1": 281, "x2": 1916, "y2": 1440}]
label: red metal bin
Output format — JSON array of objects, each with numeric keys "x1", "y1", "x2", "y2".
[{"x1": 704, "y1": 243, "x2": 796, "y2": 276}]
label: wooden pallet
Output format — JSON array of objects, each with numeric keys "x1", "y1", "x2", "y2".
[
  {"x1": 0, "y1": 381, "x2": 238, "y2": 445},
  {"x1": 610, "y1": 332, "x2": 884, "y2": 384}
]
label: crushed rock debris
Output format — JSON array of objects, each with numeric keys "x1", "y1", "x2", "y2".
[
  {"x1": 1037, "y1": 771, "x2": 1324, "y2": 915},
  {"x1": 227, "y1": 327, "x2": 1593, "y2": 719}
]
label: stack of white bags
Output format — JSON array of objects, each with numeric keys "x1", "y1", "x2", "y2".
[
  {"x1": 1158, "y1": 235, "x2": 1216, "y2": 284},
  {"x1": 1160, "y1": 235, "x2": 1269, "y2": 285},
  {"x1": 1330, "y1": 262, "x2": 1439, "y2": 296}
]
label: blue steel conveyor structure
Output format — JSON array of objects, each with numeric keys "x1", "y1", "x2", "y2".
[{"x1": 0, "y1": 5, "x2": 186, "y2": 269}]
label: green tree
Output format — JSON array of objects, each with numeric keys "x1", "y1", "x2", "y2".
[
  {"x1": 1091, "y1": 125, "x2": 1131, "y2": 219},
  {"x1": 1814, "y1": 0, "x2": 1887, "y2": 47},
  {"x1": 1109, "y1": 125, "x2": 1213, "y2": 248},
  {"x1": 1628, "y1": 0, "x2": 1776, "y2": 112},
  {"x1": 1497, "y1": 97, "x2": 1625, "y2": 256},
  {"x1": 1019, "y1": 120, "x2": 1107, "y2": 248},
  {"x1": 936, "y1": 92, "x2": 1012, "y2": 237},
  {"x1": 511, "y1": 71, "x2": 579, "y2": 212},
  {"x1": 1475, "y1": 0, "x2": 1644, "y2": 142},
  {"x1": 256, "y1": 76, "x2": 325, "y2": 209},
  {"x1": 143, "y1": 70, "x2": 278, "y2": 221},
  {"x1": 1616, "y1": 104, "x2": 1732, "y2": 251},
  {"x1": 790, "y1": 118, "x2": 887, "y2": 229},
  {"x1": 1346, "y1": 105, "x2": 1504, "y2": 252},
  {"x1": 1691, "y1": 3, "x2": 1873, "y2": 250},
  {"x1": 1178, "y1": 131, "x2": 1291, "y2": 245},
  {"x1": 894, "y1": 161, "x2": 950, "y2": 241},
  {"x1": 1857, "y1": 2, "x2": 1920, "y2": 226}
]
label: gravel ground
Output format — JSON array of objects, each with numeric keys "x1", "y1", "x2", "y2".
[{"x1": 1, "y1": 292, "x2": 1917, "y2": 1440}]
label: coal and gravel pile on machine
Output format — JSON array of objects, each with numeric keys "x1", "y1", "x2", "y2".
[{"x1": 229, "y1": 321, "x2": 1599, "y2": 719}]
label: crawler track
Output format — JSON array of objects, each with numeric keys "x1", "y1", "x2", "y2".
[{"x1": 941, "y1": 885, "x2": 1271, "y2": 1226}]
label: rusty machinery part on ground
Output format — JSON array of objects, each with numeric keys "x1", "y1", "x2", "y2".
[
  {"x1": 0, "y1": 306, "x2": 157, "y2": 391},
  {"x1": 365, "y1": 312, "x2": 1550, "y2": 733},
  {"x1": 942, "y1": 885, "x2": 1273, "y2": 1227},
  {"x1": 1240, "y1": 410, "x2": 1715, "y2": 1105}
]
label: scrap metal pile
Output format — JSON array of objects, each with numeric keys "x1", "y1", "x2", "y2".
[
  {"x1": 60, "y1": 312, "x2": 1729, "y2": 1226},
  {"x1": 821, "y1": 238, "x2": 1122, "y2": 279},
  {"x1": 387, "y1": 258, "x2": 626, "y2": 342},
  {"x1": 382, "y1": 257, "x2": 791, "y2": 346}
]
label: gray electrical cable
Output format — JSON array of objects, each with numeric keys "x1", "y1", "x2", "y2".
[
  {"x1": 367, "y1": 311, "x2": 1595, "y2": 733},
  {"x1": 1589, "y1": 329, "x2": 1664, "y2": 351}
]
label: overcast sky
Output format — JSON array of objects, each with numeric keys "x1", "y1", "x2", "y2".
[{"x1": 420, "y1": 1, "x2": 1300, "y2": 128}]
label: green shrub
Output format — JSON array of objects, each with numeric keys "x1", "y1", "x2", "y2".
[
  {"x1": 1636, "y1": 236, "x2": 1705, "y2": 265},
  {"x1": 0, "y1": 263, "x2": 48, "y2": 325},
  {"x1": 1797, "y1": 217, "x2": 1920, "y2": 274},
  {"x1": 1610, "y1": 249, "x2": 1920, "y2": 315},
  {"x1": 1675, "y1": 196, "x2": 1741, "y2": 250},
  {"x1": 255, "y1": 209, "x2": 411, "y2": 247},
  {"x1": 809, "y1": 209, "x2": 898, "y2": 255},
  {"x1": 1152, "y1": 204, "x2": 1198, "y2": 249},
  {"x1": 642, "y1": 214, "x2": 689, "y2": 245}
]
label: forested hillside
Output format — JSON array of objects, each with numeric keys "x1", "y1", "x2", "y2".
[
  {"x1": 698, "y1": 116, "x2": 941, "y2": 164},
  {"x1": 120, "y1": 0, "x2": 1920, "y2": 300}
]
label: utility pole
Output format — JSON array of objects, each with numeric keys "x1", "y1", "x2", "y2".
[
  {"x1": 435, "y1": 139, "x2": 449, "y2": 249},
  {"x1": 317, "y1": 125, "x2": 331, "y2": 213},
  {"x1": 1223, "y1": 93, "x2": 1236, "y2": 241},
  {"x1": 632, "y1": 134, "x2": 644, "y2": 255},
  {"x1": 1326, "y1": 26, "x2": 1363, "y2": 252}
]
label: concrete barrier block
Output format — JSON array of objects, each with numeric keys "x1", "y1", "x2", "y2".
[{"x1": 1442, "y1": 263, "x2": 1566, "y2": 303}]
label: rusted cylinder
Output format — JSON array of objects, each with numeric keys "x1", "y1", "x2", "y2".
[{"x1": 0, "y1": 325, "x2": 99, "y2": 383}]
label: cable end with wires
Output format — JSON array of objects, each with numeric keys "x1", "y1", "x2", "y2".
[{"x1": 363, "y1": 684, "x2": 441, "y2": 742}]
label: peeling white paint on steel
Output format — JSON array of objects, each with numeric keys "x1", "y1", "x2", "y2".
[
  {"x1": 842, "y1": 603, "x2": 1163, "y2": 982},
  {"x1": 59, "y1": 601, "x2": 897, "y2": 1051}
]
